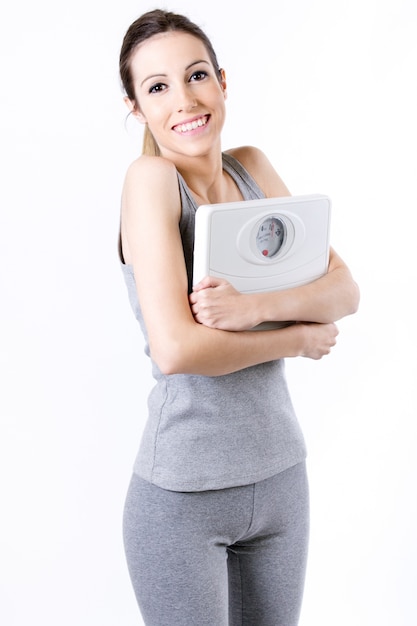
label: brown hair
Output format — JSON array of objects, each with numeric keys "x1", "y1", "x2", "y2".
[{"x1": 119, "y1": 9, "x2": 222, "y2": 156}]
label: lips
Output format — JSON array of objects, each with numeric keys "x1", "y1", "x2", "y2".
[{"x1": 173, "y1": 115, "x2": 209, "y2": 133}]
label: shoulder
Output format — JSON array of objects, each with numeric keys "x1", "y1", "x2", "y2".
[
  {"x1": 122, "y1": 155, "x2": 181, "y2": 218},
  {"x1": 225, "y1": 145, "x2": 270, "y2": 170},
  {"x1": 124, "y1": 155, "x2": 178, "y2": 189},
  {"x1": 225, "y1": 146, "x2": 290, "y2": 197},
  {"x1": 120, "y1": 157, "x2": 182, "y2": 264},
  {"x1": 121, "y1": 155, "x2": 181, "y2": 229}
]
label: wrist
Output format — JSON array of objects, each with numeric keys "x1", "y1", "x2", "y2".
[
  {"x1": 257, "y1": 290, "x2": 286, "y2": 325},
  {"x1": 247, "y1": 292, "x2": 269, "y2": 328},
  {"x1": 286, "y1": 322, "x2": 306, "y2": 358}
]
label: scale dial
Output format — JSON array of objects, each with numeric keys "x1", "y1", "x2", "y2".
[{"x1": 255, "y1": 216, "x2": 286, "y2": 258}]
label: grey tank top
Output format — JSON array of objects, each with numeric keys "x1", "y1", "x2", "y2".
[{"x1": 121, "y1": 152, "x2": 306, "y2": 491}]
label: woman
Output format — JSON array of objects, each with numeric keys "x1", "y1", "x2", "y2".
[{"x1": 118, "y1": 9, "x2": 359, "y2": 626}]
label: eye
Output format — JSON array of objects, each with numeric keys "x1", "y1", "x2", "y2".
[
  {"x1": 189, "y1": 70, "x2": 208, "y2": 82},
  {"x1": 149, "y1": 82, "x2": 167, "y2": 94}
]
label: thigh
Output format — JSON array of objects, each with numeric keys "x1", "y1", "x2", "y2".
[
  {"x1": 123, "y1": 473, "x2": 231, "y2": 626},
  {"x1": 227, "y1": 462, "x2": 310, "y2": 626}
]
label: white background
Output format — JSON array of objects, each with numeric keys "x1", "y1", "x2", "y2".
[{"x1": 1, "y1": 0, "x2": 416, "y2": 624}]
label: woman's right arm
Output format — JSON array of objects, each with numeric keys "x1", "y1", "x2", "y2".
[{"x1": 120, "y1": 157, "x2": 338, "y2": 377}]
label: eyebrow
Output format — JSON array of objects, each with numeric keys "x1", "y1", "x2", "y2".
[{"x1": 140, "y1": 60, "x2": 210, "y2": 87}]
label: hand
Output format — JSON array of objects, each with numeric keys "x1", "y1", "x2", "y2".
[
  {"x1": 299, "y1": 322, "x2": 339, "y2": 360},
  {"x1": 189, "y1": 276, "x2": 255, "y2": 331}
]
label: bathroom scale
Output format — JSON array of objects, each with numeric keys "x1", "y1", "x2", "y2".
[{"x1": 193, "y1": 194, "x2": 331, "y2": 329}]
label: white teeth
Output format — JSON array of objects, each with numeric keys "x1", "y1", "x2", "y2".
[{"x1": 175, "y1": 116, "x2": 208, "y2": 133}]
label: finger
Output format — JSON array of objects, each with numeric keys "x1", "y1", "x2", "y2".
[
  {"x1": 193, "y1": 275, "x2": 225, "y2": 291},
  {"x1": 192, "y1": 276, "x2": 212, "y2": 291},
  {"x1": 190, "y1": 301, "x2": 199, "y2": 316}
]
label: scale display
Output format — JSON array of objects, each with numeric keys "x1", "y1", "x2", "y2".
[{"x1": 193, "y1": 194, "x2": 331, "y2": 294}]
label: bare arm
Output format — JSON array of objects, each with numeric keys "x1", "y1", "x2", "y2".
[
  {"x1": 120, "y1": 157, "x2": 338, "y2": 376},
  {"x1": 258, "y1": 247, "x2": 360, "y2": 324},
  {"x1": 190, "y1": 248, "x2": 360, "y2": 330}
]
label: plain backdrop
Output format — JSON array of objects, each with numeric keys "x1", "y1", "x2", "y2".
[{"x1": 1, "y1": 0, "x2": 416, "y2": 624}]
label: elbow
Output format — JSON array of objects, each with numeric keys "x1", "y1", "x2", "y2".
[
  {"x1": 150, "y1": 347, "x2": 184, "y2": 376},
  {"x1": 349, "y1": 280, "x2": 361, "y2": 315},
  {"x1": 322, "y1": 280, "x2": 360, "y2": 323},
  {"x1": 157, "y1": 359, "x2": 185, "y2": 377},
  {"x1": 149, "y1": 325, "x2": 225, "y2": 377},
  {"x1": 148, "y1": 333, "x2": 193, "y2": 376},
  {"x1": 336, "y1": 280, "x2": 360, "y2": 320}
]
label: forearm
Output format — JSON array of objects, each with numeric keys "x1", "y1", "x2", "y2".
[
  {"x1": 256, "y1": 266, "x2": 360, "y2": 324},
  {"x1": 190, "y1": 248, "x2": 359, "y2": 330},
  {"x1": 150, "y1": 320, "x2": 305, "y2": 376}
]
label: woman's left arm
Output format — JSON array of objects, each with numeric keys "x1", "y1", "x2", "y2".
[
  {"x1": 190, "y1": 248, "x2": 359, "y2": 330},
  {"x1": 190, "y1": 146, "x2": 360, "y2": 330},
  {"x1": 268, "y1": 246, "x2": 360, "y2": 323}
]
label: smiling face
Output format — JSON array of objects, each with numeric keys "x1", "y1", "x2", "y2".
[{"x1": 126, "y1": 31, "x2": 227, "y2": 161}]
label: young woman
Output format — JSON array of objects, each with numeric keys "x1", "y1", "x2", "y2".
[{"x1": 118, "y1": 9, "x2": 359, "y2": 626}]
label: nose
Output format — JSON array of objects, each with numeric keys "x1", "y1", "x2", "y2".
[{"x1": 176, "y1": 84, "x2": 197, "y2": 113}]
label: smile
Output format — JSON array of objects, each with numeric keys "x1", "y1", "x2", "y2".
[{"x1": 173, "y1": 115, "x2": 209, "y2": 133}]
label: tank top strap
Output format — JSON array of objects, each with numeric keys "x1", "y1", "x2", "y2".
[{"x1": 221, "y1": 152, "x2": 265, "y2": 201}]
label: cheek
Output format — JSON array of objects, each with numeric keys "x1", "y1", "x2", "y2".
[
  {"x1": 214, "y1": 95, "x2": 227, "y2": 122},
  {"x1": 140, "y1": 99, "x2": 167, "y2": 124}
]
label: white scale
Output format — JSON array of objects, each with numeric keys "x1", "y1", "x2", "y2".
[{"x1": 193, "y1": 194, "x2": 331, "y2": 329}]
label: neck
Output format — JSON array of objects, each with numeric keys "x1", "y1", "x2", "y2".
[
  {"x1": 172, "y1": 151, "x2": 243, "y2": 206},
  {"x1": 177, "y1": 151, "x2": 225, "y2": 205}
]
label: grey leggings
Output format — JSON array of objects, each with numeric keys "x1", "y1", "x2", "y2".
[{"x1": 123, "y1": 462, "x2": 309, "y2": 626}]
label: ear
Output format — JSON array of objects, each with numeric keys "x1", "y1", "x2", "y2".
[
  {"x1": 123, "y1": 96, "x2": 147, "y2": 124},
  {"x1": 219, "y1": 68, "x2": 227, "y2": 100}
]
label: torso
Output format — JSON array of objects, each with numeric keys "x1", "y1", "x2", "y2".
[{"x1": 119, "y1": 150, "x2": 306, "y2": 491}]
